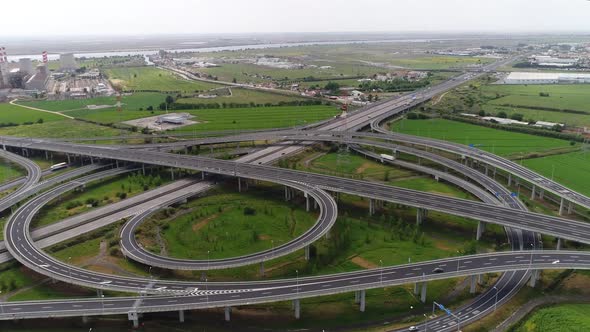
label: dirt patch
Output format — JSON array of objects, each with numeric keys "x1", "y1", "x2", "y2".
[
  {"x1": 351, "y1": 255, "x2": 378, "y2": 269},
  {"x1": 258, "y1": 234, "x2": 271, "y2": 241},
  {"x1": 355, "y1": 162, "x2": 372, "y2": 174},
  {"x1": 192, "y1": 208, "x2": 229, "y2": 232}
]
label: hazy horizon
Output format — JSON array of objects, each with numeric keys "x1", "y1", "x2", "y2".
[{"x1": 1, "y1": 0, "x2": 589, "y2": 38}]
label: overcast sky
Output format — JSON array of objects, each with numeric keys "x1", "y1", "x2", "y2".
[{"x1": 1, "y1": 0, "x2": 589, "y2": 36}]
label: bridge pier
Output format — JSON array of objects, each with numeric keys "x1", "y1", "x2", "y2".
[
  {"x1": 224, "y1": 306, "x2": 231, "y2": 321},
  {"x1": 313, "y1": 199, "x2": 318, "y2": 210},
  {"x1": 201, "y1": 171, "x2": 205, "y2": 180},
  {"x1": 568, "y1": 201, "x2": 574, "y2": 214},
  {"x1": 359, "y1": 289, "x2": 366, "y2": 312},
  {"x1": 559, "y1": 197, "x2": 565, "y2": 216},
  {"x1": 97, "y1": 289, "x2": 103, "y2": 297},
  {"x1": 556, "y1": 238, "x2": 563, "y2": 250},
  {"x1": 45, "y1": 150, "x2": 49, "y2": 160},
  {"x1": 179, "y1": 310, "x2": 185, "y2": 323},
  {"x1": 82, "y1": 315, "x2": 89, "y2": 324},
  {"x1": 238, "y1": 177, "x2": 242, "y2": 192},
  {"x1": 420, "y1": 282, "x2": 427, "y2": 303},
  {"x1": 416, "y1": 208, "x2": 427, "y2": 225},
  {"x1": 305, "y1": 192, "x2": 310, "y2": 212},
  {"x1": 293, "y1": 299, "x2": 301, "y2": 319},
  {"x1": 305, "y1": 245, "x2": 310, "y2": 261},
  {"x1": 470, "y1": 275, "x2": 477, "y2": 294},
  {"x1": 142, "y1": 164, "x2": 145, "y2": 176},
  {"x1": 530, "y1": 185, "x2": 536, "y2": 200},
  {"x1": 170, "y1": 168, "x2": 175, "y2": 180},
  {"x1": 354, "y1": 290, "x2": 360, "y2": 303},
  {"x1": 66, "y1": 153, "x2": 71, "y2": 164},
  {"x1": 413, "y1": 283, "x2": 420, "y2": 295},
  {"x1": 507, "y1": 173, "x2": 512, "y2": 186},
  {"x1": 476, "y1": 221, "x2": 486, "y2": 241},
  {"x1": 529, "y1": 270, "x2": 540, "y2": 288},
  {"x1": 260, "y1": 262, "x2": 265, "y2": 276},
  {"x1": 128, "y1": 311, "x2": 139, "y2": 328},
  {"x1": 493, "y1": 167, "x2": 497, "y2": 179},
  {"x1": 369, "y1": 199, "x2": 375, "y2": 216},
  {"x1": 539, "y1": 189, "x2": 544, "y2": 200}
]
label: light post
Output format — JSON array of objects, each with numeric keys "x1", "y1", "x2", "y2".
[
  {"x1": 101, "y1": 294, "x2": 105, "y2": 312},
  {"x1": 207, "y1": 250, "x2": 210, "y2": 272},
  {"x1": 493, "y1": 286, "x2": 498, "y2": 312},
  {"x1": 380, "y1": 259, "x2": 383, "y2": 285},
  {"x1": 0, "y1": 290, "x2": 4, "y2": 315},
  {"x1": 551, "y1": 164, "x2": 555, "y2": 181},
  {"x1": 149, "y1": 266, "x2": 153, "y2": 279},
  {"x1": 423, "y1": 313, "x2": 428, "y2": 332},
  {"x1": 271, "y1": 240, "x2": 274, "y2": 258},
  {"x1": 68, "y1": 256, "x2": 72, "y2": 280},
  {"x1": 296, "y1": 269, "x2": 299, "y2": 297},
  {"x1": 206, "y1": 277, "x2": 209, "y2": 305}
]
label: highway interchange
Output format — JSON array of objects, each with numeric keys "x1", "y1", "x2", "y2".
[{"x1": 0, "y1": 54, "x2": 589, "y2": 331}]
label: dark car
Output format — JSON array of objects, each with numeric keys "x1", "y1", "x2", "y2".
[{"x1": 433, "y1": 267, "x2": 444, "y2": 273}]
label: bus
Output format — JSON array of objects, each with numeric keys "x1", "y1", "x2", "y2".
[{"x1": 50, "y1": 162, "x2": 68, "y2": 171}]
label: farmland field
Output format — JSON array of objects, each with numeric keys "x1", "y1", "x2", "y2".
[
  {"x1": 18, "y1": 92, "x2": 167, "y2": 113},
  {"x1": 0, "y1": 119, "x2": 122, "y2": 138},
  {"x1": 390, "y1": 118, "x2": 571, "y2": 157},
  {"x1": 105, "y1": 66, "x2": 222, "y2": 92},
  {"x1": 176, "y1": 87, "x2": 306, "y2": 105},
  {"x1": 173, "y1": 105, "x2": 340, "y2": 132},
  {"x1": 510, "y1": 304, "x2": 590, "y2": 332},
  {"x1": 0, "y1": 103, "x2": 65, "y2": 124},
  {"x1": 482, "y1": 104, "x2": 590, "y2": 128},
  {"x1": 484, "y1": 84, "x2": 590, "y2": 113},
  {"x1": 523, "y1": 151, "x2": 590, "y2": 197}
]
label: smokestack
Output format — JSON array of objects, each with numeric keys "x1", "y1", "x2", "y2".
[
  {"x1": 42, "y1": 51, "x2": 48, "y2": 63},
  {"x1": 0, "y1": 47, "x2": 5, "y2": 63}
]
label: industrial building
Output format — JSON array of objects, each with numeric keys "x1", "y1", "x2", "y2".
[
  {"x1": 25, "y1": 64, "x2": 49, "y2": 91},
  {"x1": 0, "y1": 47, "x2": 10, "y2": 88},
  {"x1": 503, "y1": 72, "x2": 590, "y2": 85},
  {"x1": 19, "y1": 58, "x2": 33, "y2": 75}
]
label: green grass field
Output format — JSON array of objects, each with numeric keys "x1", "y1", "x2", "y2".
[
  {"x1": 173, "y1": 105, "x2": 340, "y2": 133},
  {"x1": 0, "y1": 160, "x2": 24, "y2": 184},
  {"x1": 523, "y1": 151, "x2": 590, "y2": 197},
  {"x1": 0, "y1": 103, "x2": 65, "y2": 124},
  {"x1": 390, "y1": 118, "x2": 571, "y2": 157},
  {"x1": 0, "y1": 119, "x2": 122, "y2": 138},
  {"x1": 511, "y1": 304, "x2": 590, "y2": 332},
  {"x1": 177, "y1": 87, "x2": 306, "y2": 105},
  {"x1": 18, "y1": 92, "x2": 167, "y2": 113},
  {"x1": 153, "y1": 189, "x2": 317, "y2": 260},
  {"x1": 106, "y1": 66, "x2": 222, "y2": 92},
  {"x1": 33, "y1": 172, "x2": 169, "y2": 228},
  {"x1": 484, "y1": 84, "x2": 590, "y2": 113},
  {"x1": 387, "y1": 55, "x2": 493, "y2": 70}
]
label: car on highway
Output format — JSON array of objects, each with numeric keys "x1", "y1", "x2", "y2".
[
  {"x1": 433, "y1": 267, "x2": 444, "y2": 273},
  {"x1": 408, "y1": 326, "x2": 419, "y2": 331}
]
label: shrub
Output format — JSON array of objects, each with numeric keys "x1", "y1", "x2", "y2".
[{"x1": 243, "y1": 207, "x2": 256, "y2": 215}]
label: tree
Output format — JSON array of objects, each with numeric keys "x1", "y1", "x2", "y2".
[
  {"x1": 232, "y1": 78, "x2": 237, "y2": 83},
  {"x1": 478, "y1": 110, "x2": 486, "y2": 116},
  {"x1": 367, "y1": 94, "x2": 373, "y2": 102},
  {"x1": 510, "y1": 113, "x2": 524, "y2": 121},
  {"x1": 324, "y1": 81, "x2": 340, "y2": 93},
  {"x1": 165, "y1": 95, "x2": 174, "y2": 105},
  {"x1": 158, "y1": 102, "x2": 167, "y2": 111},
  {"x1": 497, "y1": 111, "x2": 507, "y2": 118}
]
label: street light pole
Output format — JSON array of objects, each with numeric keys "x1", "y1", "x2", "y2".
[
  {"x1": 423, "y1": 313, "x2": 428, "y2": 332},
  {"x1": 296, "y1": 270, "x2": 299, "y2": 297},
  {"x1": 493, "y1": 286, "x2": 498, "y2": 311},
  {"x1": 380, "y1": 259, "x2": 383, "y2": 285}
]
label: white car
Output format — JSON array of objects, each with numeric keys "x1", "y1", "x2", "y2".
[{"x1": 408, "y1": 327, "x2": 419, "y2": 331}]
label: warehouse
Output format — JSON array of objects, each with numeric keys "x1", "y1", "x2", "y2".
[{"x1": 504, "y1": 72, "x2": 590, "y2": 85}]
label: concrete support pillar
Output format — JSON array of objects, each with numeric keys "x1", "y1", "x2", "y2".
[
  {"x1": 414, "y1": 283, "x2": 420, "y2": 295},
  {"x1": 45, "y1": 151, "x2": 49, "y2": 160},
  {"x1": 568, "y1": 201, "x2": 574, "y2": 214},
  {"x1": 556, "y1": 238, "x2": 562, "y2": 250},
  {"x1": 531, "y1": 185, "x2": 536, "y2": 200},
  {"x1": 416, "y1": 208, "x2": 426, "y2": 225},
  {"x1": 285, "y1": 186, "x2": 290, "y2": 201},
  {"x1": 539, "y1": 189, "x2": 544, "y2": 200},
  {"x1": 420, "y1": 282, "x2": 427, "y2": 303},
  {"x1": 305, "y1": 192, "x2": 310, "y2": 212},
  {"x1": 313, "y1": 199, "x2": 318, "y2": 210},
  {"x1": 90, "y1": 156, "x2": 94, "y2": 164},
  {"x1": 238, "y1": 177, "x2": 242, "y2": 192},
  {"x1": 559, "y1": 197, "x2": 565, "y2": 216},
  {"x1": 179, "y1": 310, "x2": 185, "y2": 323},
  {"x1": 82, "y1": 315, "x2": 89, "y2": 324},
  {"x1": 484, "y1": 164, "x2": 489, "y2": 177},
  {"x1": 304, "y1": 245, "x2": 310, "y2": 261},
  {"x1": 97, "y1": 289, "x2": 103, "y2": 297},
  {"x1": 359, "y1": 290, "x2": 366, "y2": 312},
  {"x1": 170, "y1": 168, "x2": 175, "y2": 180},
  {"x1": 115, "y1": 160, "x2": 119, "y2": 168},
  {"x1": 224, "y1": 306, "x2": 231, "y2": 322},
  {"x1": 142, "y1": 164, "x2": 146, "y2": 176},
  {"x1": 529, "y1": 270, "x2": 539, "y2": 288},
  {"x1": 493, "y1": 167, "x2": 497, "y2": 179},
  {"x1": 66, "y1": 153, "x2": 71, "y2": 164},
  {"x1": 470, "y1": 275, "x2": 477, "y2": 294},
  {"x1": 260, "y1": 262, "x2": 265, "y2": 276},
  {"x1": 476, "y1": 221, "x2": 486, "y2": 241},
  {"x1": 354, "y1": 290, "x2": 360, "y2": 304},
  {"x1": 128, "y1": 312, "x2": 139, "y2": 328},
  {"x1": 294, "y1": 299, "x2": 301, "y2": 319},
  {"x1": 369, "y1": 199, "x2": 375, "y2": 216},
  {"x1": 508, "y1": 173, "x2": 512, "y2": 186}
]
